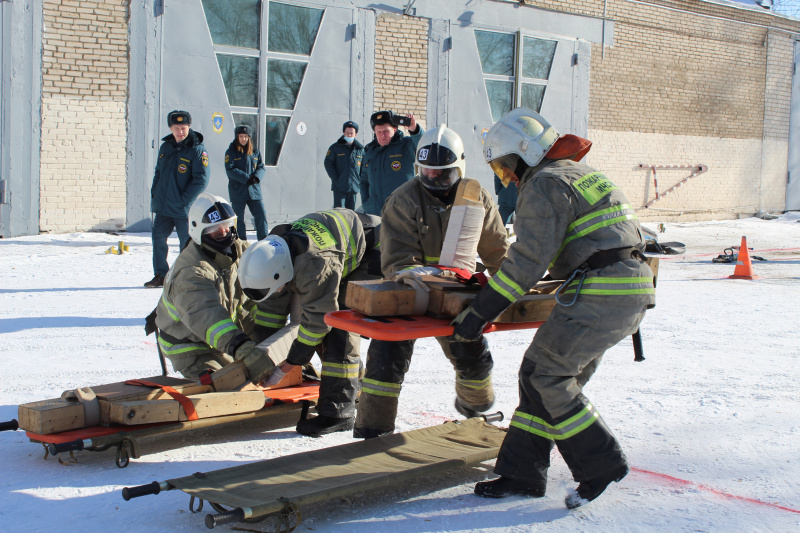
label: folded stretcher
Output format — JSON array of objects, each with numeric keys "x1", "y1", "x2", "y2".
[{"x1": 122, "y1": 414, "x2": 505, "y2": 529}]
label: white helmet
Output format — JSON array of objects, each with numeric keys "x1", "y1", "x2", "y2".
[
  {"x1": 239, "y1": 236, "x2": 294, "y2": 302},
  {"x1": 483, "y1": 108, "x2": 559, "y2": 185},
  {"x1": 415, "y1": 124, "x2": 466, "y2": 191},
  {"x1": 188, "y1": 192, "x2": 238, "y2": 246}
]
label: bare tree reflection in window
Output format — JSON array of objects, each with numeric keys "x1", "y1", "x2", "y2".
[
  {"x1": 264, "y1": 116, "x2": 290, "y2": 166},
  {"x1": 267, "y1": 60, "x2": 306, "y2": 109},
  {"x1": 475, "y1": 30, "x2": 515, "y2": 76},
  {"x1": 268, "y1": 2, "x2": 324, "y2": 55},
  {"x1": 522, "y1": 37, "x2": 556, "y2": 80},
  {"x1": 218, "y1": 55, "x2": 259, "y2": 107},
  {"x1": 201, "y1": 0, "x2": 260, "y2": 49},
  {"x1": 485, "y1": 80, "x2": 513, "y2": 121},
  {"x1": 521, "y1": 84, "x2": 546, "y2": 113}
]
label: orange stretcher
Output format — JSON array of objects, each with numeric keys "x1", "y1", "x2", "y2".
[
  {"x1": 324, "y1": 309, "x2": 543, "y2": 341},
  {"x1": 7, "y1": 382, "x2": 320, "y2": 468}
]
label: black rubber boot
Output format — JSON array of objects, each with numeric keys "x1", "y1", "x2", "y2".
[
  {"x1": 474, "y1": 476, "x2": 546, "y2": 499},
  {"x1": 353, "y1": 427, "x2": 392, "y2": 439},
  {"x1": 296, "y1": 415, "x2": 354, "y2": 437},
  {"x1": 144, "y1": 274, "x2": 165, "y2": 288},
  {"x1": 565, "y1": 463, "x2": 629, "y2": 509},
  {"x1": 454, "y1": 398, "x2": 493, "y2": 419}
]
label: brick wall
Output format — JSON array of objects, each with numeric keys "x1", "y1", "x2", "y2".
[
  {"x1": 40, "y1": 0, "x2": 128, "y2": 232},
  {"x1": 508, "y1": 0, "x2": 800, "y2": 219},
  {"x1": 374, "y1": 14, "x2": 429, "y2": 129}
]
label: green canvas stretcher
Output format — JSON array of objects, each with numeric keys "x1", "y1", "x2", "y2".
[{"x1": 123, "y1": 415, "x2": 506, "y2": 529}]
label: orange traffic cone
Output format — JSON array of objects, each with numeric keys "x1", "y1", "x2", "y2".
[{"x1": 729, "y1": 236, "x2": 757, "y2": 280}]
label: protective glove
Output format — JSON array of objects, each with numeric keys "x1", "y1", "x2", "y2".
[
  {"x1": 232, "y1": 340, "x2": 275, "y2": 383},
  {"x1": 260, "y1": 362, "x2": 294, "y2": 387},
  {"x1": 451, "y1": 305, "x2": 489, "y2": 343},
  {"x1": 391, "y1": 266, "x2": 442, "y2": 283},
  {"x1": 391, "y1": 267, "x2": 442, "y2": 315},
  {"x1": 246, "y1": 175, "x2": 259, "y2": 186}
]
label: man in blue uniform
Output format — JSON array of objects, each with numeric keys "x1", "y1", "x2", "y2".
[
  {"x1": 324, "y1": 120, "x2": 363, "y2": 210},
  {"x1": 146, "y1": 110, "x2": 209, "y2": 288}
]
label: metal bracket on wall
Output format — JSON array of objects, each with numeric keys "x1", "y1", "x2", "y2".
[
  {"x1": 404, "y1": 0, "x2": 416, "y2": 16},
  {"x1": 0, "y1": 180, "x2": 9, "y2": 204},
  {"x1": 634, "y1": 164, "x2": 708, "y2": 208},
  {"x1": 154, "y1": 0, "x2": 164, "y2": 17}
]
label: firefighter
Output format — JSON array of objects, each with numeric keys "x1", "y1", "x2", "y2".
[
  {"x1": 353, "y1": 124, "x2": 509, "y2": 439},
  {"x1": 154, "y1": 192, "x2": 277, "y2": 383},
  {"x1": 238, "y1": 209, "x2": 381, "y2": 437},
  {"x1": 451, "y1": 108, "x2": 655, "y2": 508}
]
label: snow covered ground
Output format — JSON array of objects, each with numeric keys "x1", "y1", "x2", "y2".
[{"x1": 1, "y1": 214, "x2": 799, "y2": 532}]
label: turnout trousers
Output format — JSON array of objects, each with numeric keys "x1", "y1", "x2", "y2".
[
  {"x1": 355, "y1": 335, "x2": 494, "y2": 434},
  {"x1": 493, "y1": 295, "x2": 647, "y2": 487}
]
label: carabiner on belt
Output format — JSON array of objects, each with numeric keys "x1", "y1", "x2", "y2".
[{"x1": 555, "y1": 266, "x2": 588, "y2": 307}]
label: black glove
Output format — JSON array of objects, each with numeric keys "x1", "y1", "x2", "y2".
[
  {"x1": 246, "y1": 174, "x2": 260, "y2": 185},
  {"x1": 451, "y1": 306, "x2": 489, "y2": 343}
]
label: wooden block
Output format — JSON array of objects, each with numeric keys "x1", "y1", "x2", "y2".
[
  {"x1": 18, "y1": 398, "x2": 85, "y2": 434},
  {"x1": 108, "y1": 391, "x2": 267, "y2": 425},
  {"x1": 345, "y1": 279, "x2": 417, "y2": 316},
  {"x1": 262, "y1": 364, "x2": 303, "y2": 390},
  {"x1": 428, "y1": 291, "x2": 557, "y2": 322},
  {"x1": 95, "y1": 377, "x2": 211, "y2": 424},
  {"x1": 208, "y1": 360, "x2": 249, "y2": 392},
  {"x1": 645, "y1": 257, "x2": 660, "y2": 286}
]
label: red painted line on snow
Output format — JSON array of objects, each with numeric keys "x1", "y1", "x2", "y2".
[{"x1": 631, "y1": 467, "x2": 800, "y2": 515}]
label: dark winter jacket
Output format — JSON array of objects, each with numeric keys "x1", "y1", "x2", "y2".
[
  {"x1": 324, "y1": 137, "x2": 364, "y2": 194},
  {"x1": 150, "y1": 130, "x2": 209, "y2": 218},
  {"x1": 494, "y1": 175, "x2": 518, "y2": 212},
  {"x1": 224, "y1": 141, "x2": 266, "y2": 202},
  {"x1": 360, "y1": 127, "x2": 424, "y2": 215}
]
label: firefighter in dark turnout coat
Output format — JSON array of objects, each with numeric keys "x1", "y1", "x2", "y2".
[{"x1": 453, "y1": 108, "x2": 655, "y2": 509}]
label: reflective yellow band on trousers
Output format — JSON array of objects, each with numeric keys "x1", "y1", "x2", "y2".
[
  {"x1": 509, "y1": 404, "x2": 599, "y2": 440},
  {"x1": 361, "y1": 378, "x2": 402, "y2": 397}
]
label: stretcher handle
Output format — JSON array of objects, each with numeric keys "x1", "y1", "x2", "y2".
[
  {"x1": 482, "y1": 412, "x2": 504, "y2": 424},
  {"x1": 0, "y1": 419, "x2": 19, "y2": 432},
  {"x1": 205, "y1": 508, "x2": 246, "y2": 529},
  {"x1": 122, "y1": 481, "x2": 163, "y2": 501},
  {"x1": 632, "y1": 329, "x2": 645, "y2": 362},
  {"x1": 49, "y1": 438, "x2": 85, "y2": 455}
]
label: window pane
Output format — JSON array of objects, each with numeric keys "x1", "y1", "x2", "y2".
[
  {"x1": 267, "y1": 60, "x2": 306, "y2": 109},
  {"x1": 522, "y1": 37, "x2": 556, "y2": 80},
  {"x1": 485, "y1": 80, "x2": 513, "y2": 121},
  {"x1": 263, "y1": 116, "x2": 290, "y2": 166},
  {"x1": 233, "y1": 113, "x2": 258, "y2": 147},
  {"x1": 268, "y1": 2, "x2": 323, "y2": 55},
  {"x1": 201, "y1": 0, "x2": 260, "y2": 49},
  {"x1": 521, "y1": 83, "x2": 546, "y2": 113},
  {"x1": 217, "y1": 55, "x2": 259, "y2": 108},
  {"x1": 475, "y1": 30, "x2": 515, "y2": 76}
]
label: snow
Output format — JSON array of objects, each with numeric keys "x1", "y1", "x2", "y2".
[{"x1": 1, "y1": 215, "x2": 799, "y2": 532}]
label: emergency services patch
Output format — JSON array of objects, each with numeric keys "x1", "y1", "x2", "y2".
[
  {"x1": 391, "y1": 161, "x2": 401, "y2": 171},
  {"x1": 326, "y1": 149, "x2": 331, "y2": 156},
  {"x1": 573, "y1": 172, "x2": 618, "y2": 205},
  {"x1": 178, "y1": 163, "x2": 188, "y2": 174},
  {"x1": 225, "y1": 154, "x2": 230, "y2": 163},
  {"x1": 291, "y1": 218, "x2": 336, "y2": 250},
  {"x1": 202, "y1": 156, "x2": 209, "y2": 167}
]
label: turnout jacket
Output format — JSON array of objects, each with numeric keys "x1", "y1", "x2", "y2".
[
  {"x1": 324, "y1": 137, "x2": 364, "y2": 194},
  {"x1": 224, "y1": 142, "x2": 266, "y2": 202},
  {"x1": 474, "y1": 159, "x2": 655, "y2": 316},
  {"x1": 379, "y1": 177, "x2": 509, "y2": 277},
  {"x1": 155, "y1": 240, "x2": 254, "y2": 359},
  {"x1": 360, "y1": 127, "x2": 424, "y2": 215},
  {"x1": 254, "y1": 209, "x2": 370, "y2": 366},
  {"x1": 151, "y1": 130, "x2": 209, "y2": 217}
]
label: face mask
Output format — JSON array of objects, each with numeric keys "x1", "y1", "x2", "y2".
[{"x1": 344, "y1": 136, "x2": 355, "y2": 144}]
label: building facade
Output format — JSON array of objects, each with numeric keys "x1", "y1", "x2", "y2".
[{"x1": 2, "y1": 0, "x2": 799, "y2": 237}]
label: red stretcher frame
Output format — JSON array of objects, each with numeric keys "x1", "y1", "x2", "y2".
[{"x1": 325, "y1": 310, "x2": 543, "y2": 341}]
